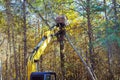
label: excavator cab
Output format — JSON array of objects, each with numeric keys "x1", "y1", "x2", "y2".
[{"x1": 30, "y1": 72, "x2": 56, "y2": 80}]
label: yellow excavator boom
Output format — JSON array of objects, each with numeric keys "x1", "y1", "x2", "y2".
[{"x1": 27, "y1": 30, "x2": 54, "y2": 80}]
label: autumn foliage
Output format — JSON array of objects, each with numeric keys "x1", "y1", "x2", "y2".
[{"x1": 0, "y1": 0, "x2": 120, "y2": 80}]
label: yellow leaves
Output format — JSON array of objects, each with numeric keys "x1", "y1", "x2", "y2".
[
  {"x1": 66, "y1": 11, "x2": 82, "y2": 27},
  {"x1": 66, "y1": 12, "x2": 78, "y2": 19},
  {"x1": 65, "y1": 11, "x2": 84, "y2": 36},
  {"x1": 0, "y1": 17, "x2": 6, "y2": 25},
  {"x1": 66, "y1": 70, "x2": 74, "y2": 77}
]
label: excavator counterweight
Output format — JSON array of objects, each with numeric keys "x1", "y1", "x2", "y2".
[{"x1": 30, "y1": 72, "x2": 56, "y2": 80}]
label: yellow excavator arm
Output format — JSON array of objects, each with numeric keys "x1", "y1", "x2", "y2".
[
  {"x1": 27, "y1": 29, "x2": 55, "y2": 80},
  {"x1": 27, "y1": 15, "x2": 66, "y2": 80}
]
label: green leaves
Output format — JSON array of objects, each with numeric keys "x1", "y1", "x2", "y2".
[{"x1": 92, "y1": 5, "x2": 106, "y2": 12}]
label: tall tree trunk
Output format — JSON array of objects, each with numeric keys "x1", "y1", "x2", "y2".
[
  {"x1": 40, "y1": 56, "x2": 43, "y2": 72},
  {"x1": 112, "y1": 0, "x2": 118, "y2": 26},
  {"x1": 86, "y1": 0, "x2": 94, "y2": 69},
  {"x1": 59, "y1": 38, "x2": 65, "y2": 80},
  {"x1": 57, "y1": 25, "x2": 66, "y2": 80},
  {"x1": 55, "y1": 16, "x2": 66, "y2": 80},
  {"x1": 86, "y1": 0, "x2": 97, "y2": 79},
  {"x1": 112, "y1": 0, "x2": 120, "y2": 56},
  {"x1": 11, "y1": 22, "x2": 19, "y2": 80},
  {"x1": 18, "y1": 45, "x2": 20, "y2": 79},
  {"x1": 23, "y1": 0, "x2": 27, "y2": 79},
  {"x1": 103, "y1": 0, "x2": 114, "y2": 79},
  {"x1": 112, "y1": 0, "x2": 120, "y2": 79},
  {"x1": 53, "y1": 42, "x2": 57, "y2": 72},
  {"x1": 5, "y1": 0, "x2": 19, "y2": 79},
  {"x1": 5, "y1": 51, "x2": 8, "y2": 80}
]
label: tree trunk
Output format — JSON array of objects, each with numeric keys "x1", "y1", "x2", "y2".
[
  {"x1": 86, "y1": 0, "x2": 97, "y2": 79},
  {"x1": 11, "y1": 22, "x2": 19, "y2": 80},
  {"x1": 112, "y1": 0, "x2": 120, "y2": 57},
  {"x1": 40, "y1": 56, "x2": 43, "y2": 72},
  {"x1": 23, "y1": 0, "x2": 27, "y2": 79},
  {"x1": 112, "y1": 0, "x2": 120, "y2": 78},
  {"x1": 18, "y1": 45, "x2": 22, "y2": 80},
  {"x1": 5, "y1": 52, "x2": 8, "y2": 80},
  {"x1": 112, "y1": 0, "x2": 118, "y2": 26},
  {"x1": 86, "y1": 0, "x2": 95, "y2": 77},
  {"x1": 103, "y1": 0, "x2": 114, "y2": 79},
  {"x1": 86, "y1": 0, "x2": 94, "y2": 70},
  {"x1": 57, "y1": 25, "x2": 66, "y2": 80},
  {"x1": 60, "y1": 38, "x2": 65, "y2": 80},
  {"x1": 5, "y1": 0, "x2": 19, "y2": 79}
]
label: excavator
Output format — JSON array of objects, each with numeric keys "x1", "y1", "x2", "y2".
[
  {"x1": 27, "y1": 30, "x2": 56, "y2": 80},
  {"x1": 27, "y1": 16, "x2": 66, "y2": 80},
  {"x1": 27, "y1": 15, "x2": 97, "y2": 80}
]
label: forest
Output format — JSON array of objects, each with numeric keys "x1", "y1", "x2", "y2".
[{"x1": 0, "y1": 0, "x2": 120, "y2": 80}]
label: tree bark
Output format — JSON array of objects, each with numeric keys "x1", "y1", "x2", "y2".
[
  {"x1": 5, "y1": 52, "x2": 8, "y2": 80},
  {"x1": 103, "y1": 0, "x2": 114, "y2": 79},
  {"x1": 5, "y1": 0, "x2": 19, "y2": 79},
  {"x1": 23, "y1": 0, "x2": 27, "y2": 79},
  {"x1": 11, "y1": 21, "x2": 19, "y2": 80},
  {"x1": 112, "y1": 0, "x2": 118, "y2": 26},
  {"x1": 112, "y1": 0, "x2": 120, "y2": 78},
  {"x1": 18, "y1": 45, "x2": 22, "y2": 80},
  {"x1": 86, "y1": 0, "x2": 94, "y2": 70},
  {"x1": 40, "y1": 55, "x2": 43, "y2": 72},
  {"x1": 60, "y1": 37, "x2": 65, "y2": 80},
  {"x1": 86, "y1": 1, "x2": 97, "y2": 80},
  {"x1": 57, "y1": 25, "x2": 66, "y2": 80}
]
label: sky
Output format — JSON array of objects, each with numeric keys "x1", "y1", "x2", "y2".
[{"x1": 0, "y1": 5, "x2": 4, "y2": 11}]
